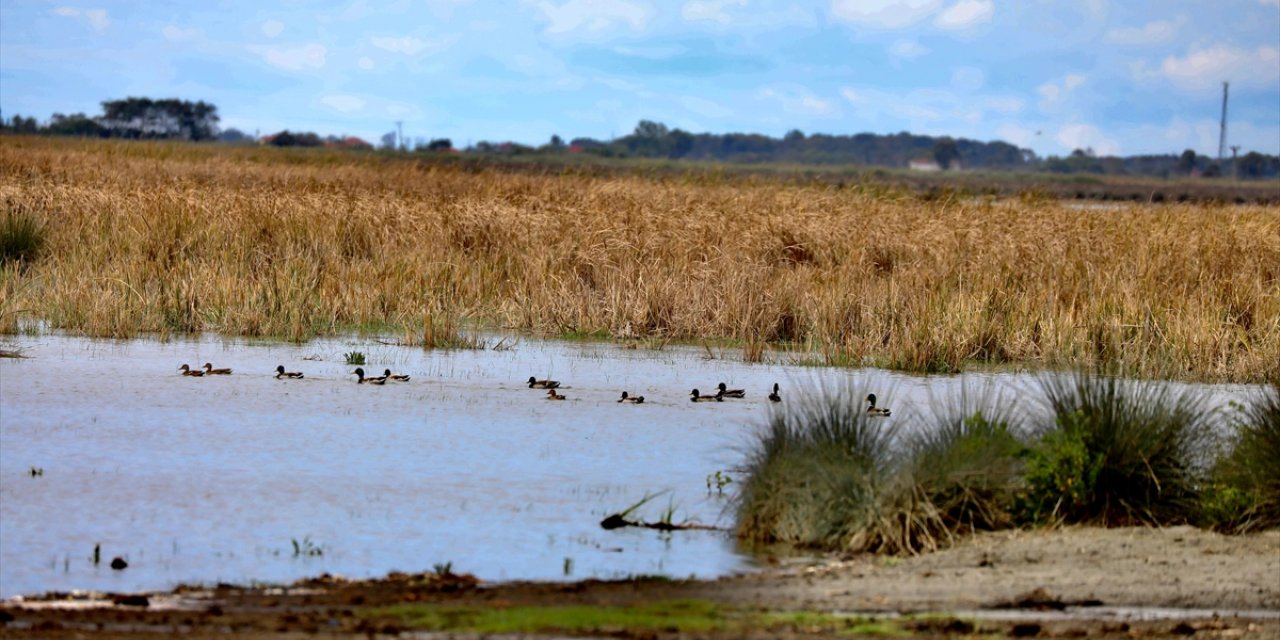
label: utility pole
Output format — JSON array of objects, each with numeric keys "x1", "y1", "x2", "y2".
[
  {"x1": 1217, "y1": 82, "x2": 1229, "y2": 162},
  {"x1": 1230, "y1": 145, "x2": 1241, "y2": 179},
  {"x1": 395, "y1": 121, "x2": 404, "y2": 151}
]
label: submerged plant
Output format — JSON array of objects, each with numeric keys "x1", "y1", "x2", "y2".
[{"x1": 291, "y1": 536, "x2": 323, "y2": 557}]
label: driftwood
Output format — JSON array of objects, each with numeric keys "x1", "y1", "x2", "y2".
[{"x1": 599, "y1": 513, "x2": 725, "y2": 532}]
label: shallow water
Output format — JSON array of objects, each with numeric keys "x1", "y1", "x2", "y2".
[{"x1": 0, "y1": 333, "x2": 1259, "y2": 598}]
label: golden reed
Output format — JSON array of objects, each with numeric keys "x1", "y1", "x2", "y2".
[{"x1": 2, "y1": 136, "x2": 1277, "y2": 381}]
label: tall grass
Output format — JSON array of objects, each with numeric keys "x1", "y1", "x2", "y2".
[
  {"x1": 735, "y1": 380, "x2": 897, "y2": 549},
  {"x1": 1020, "y1": 371, "x2": 1215, "y2": 526},
  {"x1": 1204, "y1": 383, "x2": 1280, "y2": 532},
  {"x1": 0, "y1": 201, "x2": 46, "y2": 266},
  {"x1": 1, "y1": 136, "x2": 1277, "y2": 381}
]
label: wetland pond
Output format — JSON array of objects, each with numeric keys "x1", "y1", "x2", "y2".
[{"x1": 0, "y1": 333, "x2": 1257, "y2": 599}]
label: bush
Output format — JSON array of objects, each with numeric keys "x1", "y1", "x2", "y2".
[
  {"x1": 866, "y1": 385, "x2": 1026, "y2": 555},
  {"x1": 1021, "y1": 371, "x2": 1214, "y2": 526},
  {"x1": 735, "y1": 380, "x2": 896, "y2": 549},
  {"x1": 1203, "y1": 384, "x2": 1280, "y2": 532}
]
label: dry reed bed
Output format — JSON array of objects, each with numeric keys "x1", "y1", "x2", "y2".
[{"x1": 2, "y1": 137, "x2": 1278, "y2": 381}]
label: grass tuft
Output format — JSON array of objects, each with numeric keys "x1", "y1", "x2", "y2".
[
  {"x1": 0, "y1": 202, "x2": 46, "y2": 266},
  {"x1": 735, "y1": 379, "x2": 897, "y2": 549},
  {"x1": 1202, "y1": 383, "x2": 1280, "y2": 532},
  {"x1": 1020, "y1": 371, "x2": 1214, "y2": 526}
]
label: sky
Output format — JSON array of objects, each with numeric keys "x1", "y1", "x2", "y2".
[{"x1": 1, "y1": 0, "x2": 1278, "y2": 158}]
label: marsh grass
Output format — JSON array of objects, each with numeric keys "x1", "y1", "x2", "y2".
[
  {"x1": 373, "y1": 599, "x2": 728, "y2": 634},
  {"x1": 735, "y1": 379, "x2": 897, "y2": 549},
  {"x1": 1203, "y1": 383, "x2": 1280, "y2": 532},
  {"x1": 0, "y1": 202, "x2": 46, "y2": 267},
  {"x1": 880, "y1": 385, "x2": 1027, "y2": 552},
  {"x1": 2, "y1": 136, "x2": 1277, "y2": 381},
  {"x1": 1021, "y1": 371, "x2": 1215, "y2": 526}
]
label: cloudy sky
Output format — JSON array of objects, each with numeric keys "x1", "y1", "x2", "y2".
[{"x1": 2, "y1": 0, "x2": 1277, "y2": 157}]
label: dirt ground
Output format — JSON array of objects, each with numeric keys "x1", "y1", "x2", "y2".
[{"x1": 2, "y1": 526, "x2": 1277, "y2": 639}]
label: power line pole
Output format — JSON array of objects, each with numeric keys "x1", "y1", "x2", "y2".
[
  {"x1": 1217, "y1": 82, "x2": 1229, "y2": 162},
  {"x1": 395, "y1": 121, "x2": 404, "y2": 151}
]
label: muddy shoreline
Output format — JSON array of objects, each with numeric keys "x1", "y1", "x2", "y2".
[{"x1": 3, "y1": 526, "x2": 1276, "y2": 638}]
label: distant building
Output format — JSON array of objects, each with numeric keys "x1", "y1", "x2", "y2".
[{"x1": 909, "y1": 159, "x2": 942, "y2": 172}]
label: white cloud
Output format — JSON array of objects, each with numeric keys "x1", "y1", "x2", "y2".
[
  {"x1": 1038, "y1": 73, "x2": 1086, "y2": 110},
  {"x1": 1106, "y1": 17, "x2": 1181, "y2": 46},
  {"x1": 371, "y1": 36, "x2": 428, "y2": 55},
  {"x1": 984, "y1": 96, "x2": 1024, "y2": 115},
  {"x1": 759, "y1": 87, "x2": 839, "y2": 117},
  {"x1": 951, "y1": 66, "x2": 984, "y2": 92},
  {"x1": 888, "y1": 39, "x2": 929, "y2": 60},
  {"x1": 358, "y1": 56, "x2": 375, "y2": 70},
  {"x1": 1056, "y1": 123, "x2": 1118, "y2": 156},
  {"x1": 261, "y1": 20, "x2": 284, "y2": 37},
  {"x1": 933, "y1": 0, "x2": 993, "y2": 30},
  {"x1": 53, "y1": 7, "x2": 110, "y2": 32},
  {"x1": 682, "y1": 0, "x2": 747, "y2": 24},
  {"x1": 1158, "y1": 45, "x2": 1280, "y2": 92},
  {"x1": 161, "y1": 25, "x2": 200, "y2": 41},
  {"x1": 830, "y1": 0, "x2": 942, "y2": 29},
  {"x1": 532, "y1": 0, "x2": 654, "y2": 35},
  {"x1": 250, "y1": 43, "x2": 327, "y2": 71},
  {"x1": 321, "y1": 95, "x2": 366, "y2": 113},
  {"x1": 680, "y1": 95, "x2": 734, "y2": 119}
]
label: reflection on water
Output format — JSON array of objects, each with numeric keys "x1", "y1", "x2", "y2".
[{"x1": 0, "y1": 333, "x2": 1258, "y2": 597}]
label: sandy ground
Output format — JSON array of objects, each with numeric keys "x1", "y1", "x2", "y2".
[{"x1": 2, "y1": 526, "x2": 1277, "y2": 639}]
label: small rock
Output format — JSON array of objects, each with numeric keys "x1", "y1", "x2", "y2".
[{"x1": 110, "y1": 557, "x2": 128, "y2": 570}]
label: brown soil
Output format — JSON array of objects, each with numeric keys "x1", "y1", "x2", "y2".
[{"x1": 3, "y1": 526, "x2": 1277, "y2": 639}]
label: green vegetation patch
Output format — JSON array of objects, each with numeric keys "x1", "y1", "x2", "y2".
[
  {"x1": 368, "y1": 600, "x2": 927, "y2": 636},
  {"x1": 369, "y1": 599, "x2": 729, "y2": 634}
]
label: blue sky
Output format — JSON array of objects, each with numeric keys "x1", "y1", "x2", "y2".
[{"x1": 2, "y1": 0, "x2": 1278, "y2": 157}]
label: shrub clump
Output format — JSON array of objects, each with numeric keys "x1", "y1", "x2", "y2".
[
  {"x1": 1017, "y1": 372, "x2": 1214, "y2": 526},
  {"x1": 1201, "y1": 384, "x2": 1280, "y2": 532},
  {"x1": 735, "y1": 381, "x2": 896, "y2": 550}
]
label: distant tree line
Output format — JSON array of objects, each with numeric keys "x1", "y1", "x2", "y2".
[
  {"x1": 4, "y1": 103, "x2": 1278, "y2": 179},
  {"x1": 2, "y1": 97, "x2": 220, "y2": 141}
]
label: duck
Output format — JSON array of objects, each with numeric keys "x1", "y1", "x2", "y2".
[
  {"x1": 546, "y1": 389, "x2": 567, "y2": 400},
  {"x1": 717, "y1": 382, "x2": 746, "y2": 398},
  {"x1": 383, "y1": 368, "x2": 411, "y2": 382},
  {"x1": 768, "y1": 382, "x2": 781, "y2": 403},
  {"x1": 178, "y1": 364, "x2": 204, "y2": 377},
  {"x1": 528, "y1": 376, "x2": 560, "y2": 389},
  {"x1": 690, "y1": 388, "x2": 724, "y2": 402},
  {"x1": 203, "y1": 362, "x2": 232, "y2": 375},
  {"x1": 275, "y1": 365, "x2": 304, "y2": 379},
  {"x1": 618, "y1": 391, "x2": 645, "y2": 404},
  {"x1": 352, "y1": 367, "x2": 387, "y2": 385},
  {"x1": 866, "y1": 393, "x2": 891, "y2": 417}
]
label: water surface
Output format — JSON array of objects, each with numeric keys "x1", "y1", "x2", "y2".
[{"x1": 0, "y1": 333, "x2": 1256, "y2": 598}]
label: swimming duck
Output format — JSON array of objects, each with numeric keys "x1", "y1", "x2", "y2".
[
  {"x1": 618, "y1": 391, "x2": 645, "y2": 404},
  {"x1": 768, "y1": 382, "x2": 781, "y2": 403},
  {"x1": 178, "y1": 364, "x2": 204, "y2": 377},
  {"x1": 275, "y1": 365, "x2": 304, "y2": 379},
  {"x1": 203, "y1": 362, "x2": 232, "y2": 375},
  {"x1": 866, "y1": 393, "x2": 891, "y2": 416},
  {"x1": 352, "y1": 367, "x2": 387, "y2": 385},
  {"x1": 717, "y1": 382, "x2": 746, "y2": 398},
  {"x1": 690, "y1": 388, "x2": 724, "y2": 402},
  {"x1": 546, "y1": 389, "x2": 567, "y2": 400},
  {"x1": 528, "y1": 376, "x2": 560, "y2": 389},
  {"x1": 383, "y1": 368, "x2": 411, "y2": 382}
]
